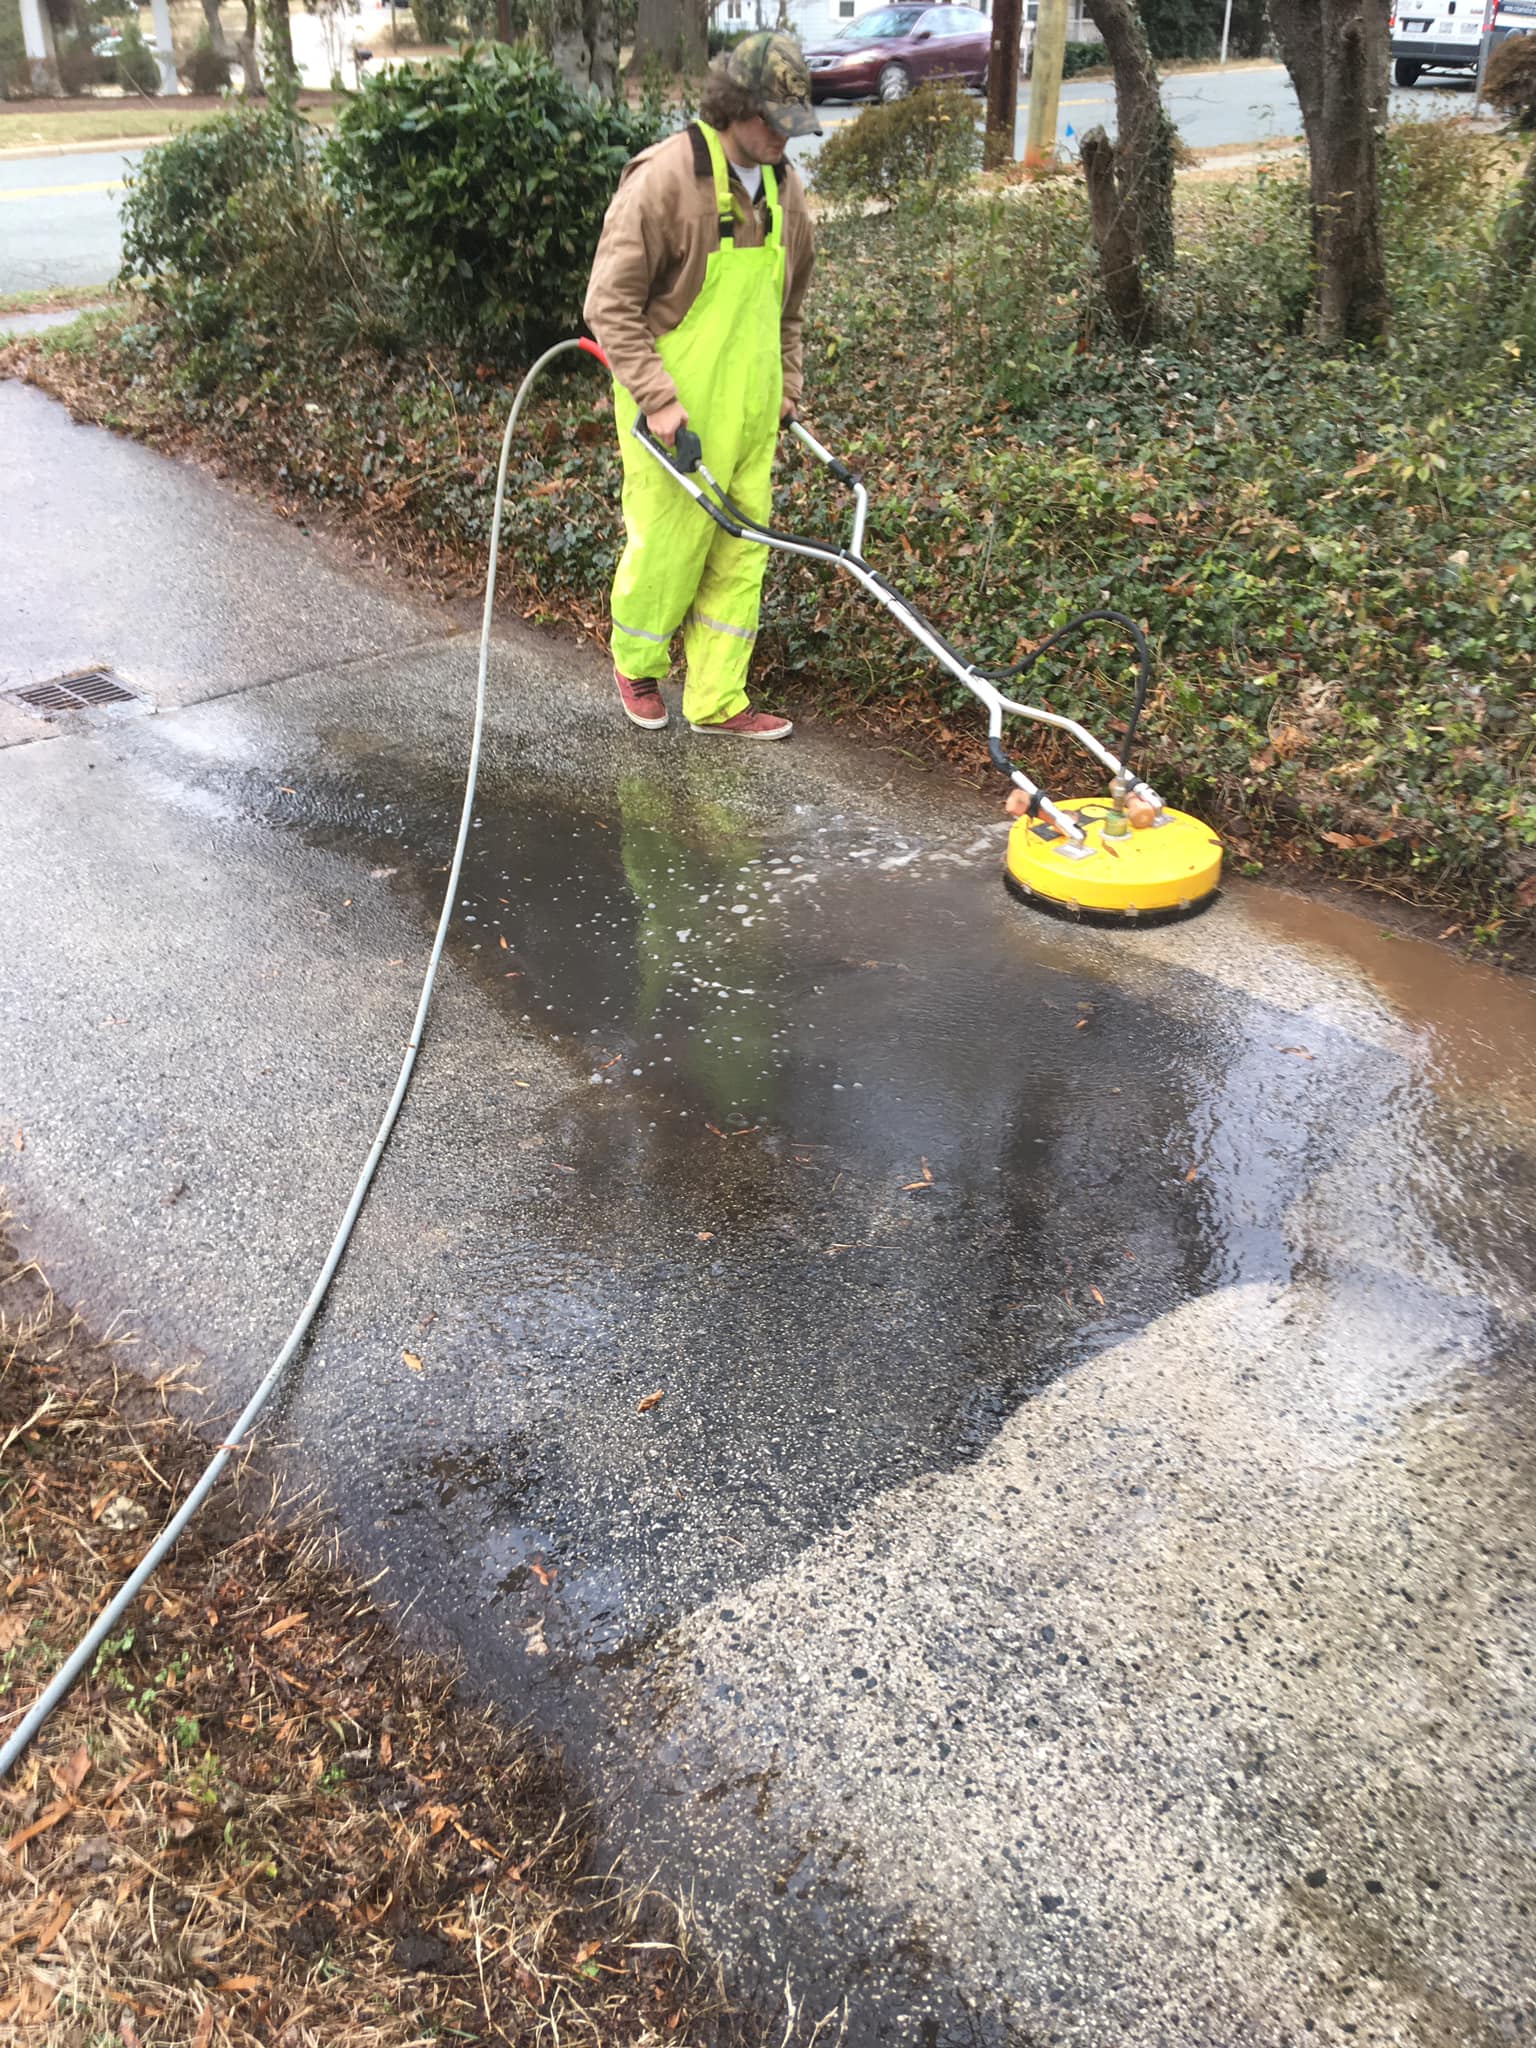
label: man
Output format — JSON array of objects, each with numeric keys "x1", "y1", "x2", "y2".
[{"x1": 584, "y1": 32, "x2": 819, "y2": 741}]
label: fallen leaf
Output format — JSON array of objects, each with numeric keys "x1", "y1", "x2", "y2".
[
  {"x1": 213, "y1": 1975, "x2": 264, "y2": 1995},
  {"x1": 696, "y1": 1231, "x2": 714, "y2": 1241},
  {"x1": 370, "y1": 866, "x2": 398, "y2": 880},
  {"x1": 1279, "y1": 1046, "x2": 1316, "y2": 1060},
  {"x1": 260, "y1": 1612, "x2": 308, "y2": 1640},
  {"x1": 55, "y1": 1744, "x2": 92, "y2": 1796},
  {"x1": 99, "y1": 1495, "x2": 147, "y2": 1532},
  {"x1": 499, "y1": 936, "x2": 509, "y2": 950},
  {"x1": 1076, "y1": 1018, "x2": 1090, "y2": 1030},
  {"x1": 30, "y1": 1897, "x2": 75, "y2": 1954},
  {"x1": 636, "y1": 1389, "x2": 664, "y2": 1414},
  {"x1": 403, "y1": 1350, "x2": 424, "y2": 1372},
  {"x1": 5, "y1": 1798, "x2": 75, "y2": 1855},
  {"x1": 574, "y1": 1939, "x2": 602, "y2": 1966},
  {"x1": 10, "y1": 1130, "x2": 21, "y2": 1153},
  {"x1": 1090, "y1": 1286, "x2": 1105, "y2": 1305},
  {"x1": 1320, "y1": 829, "x2": 1369, "y2": 850},
  {"x1": 0, "y1": 1612, "x2": 27, "y2": 1651},
  {"x1": 529, "y1": 1559, "x2": 553, "y2": 1586},
  {"x1": 1184, "y1": 1166, "x2": 1198, "y2": 1182},
  {"x1": 1518, "y1": 878, "x2": 1536, "y2": 911},
  {"x1": 190, "y1": 2007, "x2": 214, "y2": 2048}
]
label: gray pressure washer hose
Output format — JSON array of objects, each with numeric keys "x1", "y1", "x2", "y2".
[{"x1": 0, "y1": 338, "x2": 586, "y2": 1784}]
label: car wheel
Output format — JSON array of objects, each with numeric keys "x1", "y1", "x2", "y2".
[
  {"x1": 1394, "y1": 57, "x2": 1423, "y2": 85},
  {"x1": 878, "y1": 60, "x2": 911, "y2": 102}
]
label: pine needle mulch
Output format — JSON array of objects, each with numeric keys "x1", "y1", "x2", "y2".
[{"x1": 0, "y1": 1227, "x2": 736, "y2": 2048}]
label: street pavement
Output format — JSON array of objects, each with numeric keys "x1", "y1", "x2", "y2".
[
  {"x1": 0, "y1": 67, "x2": 1481, "y2": 296},
  {"x1": 3, "y1": 375, "x2": 1535, "y2": 2043},
  {"x1": 0, "y1": 148, "x2": 138, "y2": 297}
]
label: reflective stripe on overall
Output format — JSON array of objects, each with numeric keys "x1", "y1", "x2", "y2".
[{"x1": 609, "y1": 124, "x2": 785, "y2": 726}]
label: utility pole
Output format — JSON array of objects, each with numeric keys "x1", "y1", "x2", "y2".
[
  {"x1": 1219, "y1": 0, "x2": 1233, "y2": 61},
  {"x1": 149, "y1": 0, "x2": 181, "y2": 92},
  {"x1": 984, "y1": 0, "x2": 1023, "y2": 170},
  {"x1": 1022, "y1": 0, "x2": 1068, "y2": 172}
]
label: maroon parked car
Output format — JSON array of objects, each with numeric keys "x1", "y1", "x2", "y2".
[{"x1": 804, "y1": 3, "x2": 992, "y2": 103}]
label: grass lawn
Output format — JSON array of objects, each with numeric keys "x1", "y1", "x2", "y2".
[{"x1": 0, "y1": 96, "x2": 336, "y2": 151}]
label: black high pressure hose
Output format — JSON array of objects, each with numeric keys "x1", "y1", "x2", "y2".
[
  {"x1": 641, "y1": 413, "x2": 1158, "y2": 797},
  {"x1": 974, "y1": 610, "x2": 1154, "y2": 776}
]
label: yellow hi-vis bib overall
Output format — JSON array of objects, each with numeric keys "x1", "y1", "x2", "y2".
[{"x1": 608, "y1": 123, "x2": 785, "y2": 727}]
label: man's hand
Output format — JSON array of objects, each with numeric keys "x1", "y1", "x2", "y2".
[
  {"x1": 780, "y1": 396, "x2": 797, "y2": 423},
  {"x1": 646, "y1": 399, "x2": 688, "y2": 446}
]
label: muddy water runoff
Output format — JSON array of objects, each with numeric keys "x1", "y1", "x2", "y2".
[{"x1": 275, "y1": 743, "x2": 1534, "y2": 2042}]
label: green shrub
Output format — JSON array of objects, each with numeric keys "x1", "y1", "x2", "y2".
[
  {"x1": 1484, "y1": 32, "x2": 1536, "y2": 128},
  {"x1": 327, "y1": 45, "x2": 658, "y2": 354},
  {"x1": 1060, "y1": 40, "x2": 1103, "y2": 78},
  {"x1": 179, "y1": 29, "x2": 232, "y2": 92},
  {"x1": 56, "y1": 31, "x2": 110, "y2": 90},
  {"x1": 708, "y1": 25, "x2": 750, "y2": 55},
  {"x1": 0, "y1": 0, "x2": 31, "y2": 99},
  {"x1": 121, "y1": 108, "x2": 299, "y2": 281},
  {"x1": 116, "y1": 16, "x2": 163, "y2": 93},
  {"x1": 409, "y1": 0, "x2": 453, "y2": 42},
  {"x1": 810, "y1": 82, "x2": 982, "y2": 209}
]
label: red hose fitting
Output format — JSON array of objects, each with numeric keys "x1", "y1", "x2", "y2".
[{"x1": 577, "y1": 338, "x2": 609, "y2": 367}]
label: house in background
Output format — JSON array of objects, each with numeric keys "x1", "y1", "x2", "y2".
[{"x1": 710, "y1": 0, "x2": 1101, "y2": 59}]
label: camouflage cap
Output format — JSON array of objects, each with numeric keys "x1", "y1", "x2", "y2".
[{"x1": 724, "y1": 30, "x2": 823, "y2": 138}]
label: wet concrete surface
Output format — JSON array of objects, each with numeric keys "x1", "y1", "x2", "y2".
[{"x1": 4, "y1": 381, "x2": 1535, "y2": 2045}]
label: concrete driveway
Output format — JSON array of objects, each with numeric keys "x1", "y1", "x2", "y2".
[{"x1": 3, "y1": 375, "x2": 1534, "y2": 2044}]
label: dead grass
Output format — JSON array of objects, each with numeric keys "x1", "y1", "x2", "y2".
[{"x1": 0, "y1": 1221, "x2": 739, "y2": 2047}]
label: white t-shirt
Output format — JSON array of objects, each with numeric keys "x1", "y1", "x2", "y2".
[{"x1": 728, "y1": 158, "x2": 764, "y2": 203}]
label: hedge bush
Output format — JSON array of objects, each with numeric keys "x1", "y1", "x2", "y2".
[
  {"x1": 121, "y1": 108, "x2": 300, "y2": 284},
  {"x1": 115, "y1": 16, "x2": 162, "y2": 93},
  {"x1": 811, "y1": 82, "x2": 982, "y2": 209},
  {"x1": 1060, "y1": 40, "x2": 1103, "y2": 77},
  {"x1": 327, "y1": 46, "x2": 658, "y2": 355},
  {"x1": 179, "y1": 29, "x2": 233, "y2": 93}
]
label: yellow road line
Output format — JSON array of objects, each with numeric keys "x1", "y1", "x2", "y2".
[{"x1": 0, "y1": 178, "x2": 122, "y2": 201}]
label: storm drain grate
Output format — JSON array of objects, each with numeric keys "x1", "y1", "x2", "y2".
[{"x1": 7, "y1": 668, "x2": 144, "y2": 717}]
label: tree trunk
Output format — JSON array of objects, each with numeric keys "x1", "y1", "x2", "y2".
[
  {"x1": 550, "y1": 0, "x2": 620, "y2": 91},
  {"x1": 1082, "y1": 0, "x2": 1176, "y2": 273},
  {"x1": 629, "y1": 0, "x2": 705, "y2": 76},
  {"x1": 1081, "y1": 124, "x2": 1154, "y2": 343},
  {"x1": 260, "y1": 0, "x2": 296, "y2": 83},
  {"x1": 984, "y1": 0, "x2": 1022, "y2": 171},
  {"x1": 238, "y1": 0, "x2": 264, "y2": 92},
  {"x1": 200, "y1": 0, "x2": 233, "y2": 58},
  {"x1": 1269, "y1": 0, "x2": 1391, "y2": 344}
]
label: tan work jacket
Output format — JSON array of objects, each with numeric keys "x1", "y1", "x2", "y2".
[{"x1": 583, "y1": 123, "x2": 816, "y2": 421}]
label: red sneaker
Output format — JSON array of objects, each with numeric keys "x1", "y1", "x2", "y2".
[
  {"x1": 688, "y1": 706, "x2": 793, "y2": 741},
  {"x1": 614, "y1": 668, "x2": 669, "y2": 730}
]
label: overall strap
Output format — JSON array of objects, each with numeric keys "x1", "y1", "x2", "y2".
[
  {"x1": 696, "y1": 121, "x2": 737, "y2": 244},
  {"x1": 762, "y1": 161, "x2": 782, "y2": 248}
]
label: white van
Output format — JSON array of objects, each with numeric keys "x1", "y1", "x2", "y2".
[{"x1": 1389, "y1": 0, "x2": 1482, "y2": 83}]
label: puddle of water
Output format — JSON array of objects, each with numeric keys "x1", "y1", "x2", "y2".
[
  {"x1": 1246, "y1": 887, "x2": 1536, "y2": 1115},
  {"x1": 261, "y1": 762, "x2": 1460, "y2": 1702}
]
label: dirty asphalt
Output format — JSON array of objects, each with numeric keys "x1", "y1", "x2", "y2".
[{"x1": 3, "y1": 377, "x2": 1534, "y2": 2045}]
